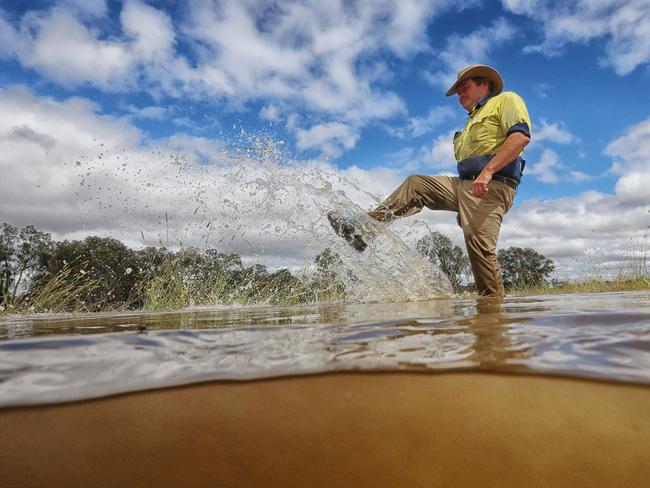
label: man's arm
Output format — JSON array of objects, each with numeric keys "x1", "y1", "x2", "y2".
[{"x1": 471, "y1": 131, "x2": 530, "y2": 197}]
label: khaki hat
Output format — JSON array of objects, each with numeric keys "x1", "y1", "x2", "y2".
[{"x1": 445, "y1": 64, "x2": 504, "y2": 97}]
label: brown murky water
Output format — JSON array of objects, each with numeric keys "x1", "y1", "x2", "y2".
[{"x1": 1, "y1": 291, "x2": 649, "y2": 406}]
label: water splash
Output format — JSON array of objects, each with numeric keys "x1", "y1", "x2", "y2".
[{"x1": 77, "y1": 137, "x2": 452, "y2": 304}]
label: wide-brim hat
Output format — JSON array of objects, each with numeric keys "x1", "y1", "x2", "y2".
[{"x1": 445, "y1": 64, "x2": 504, "y2": 97}]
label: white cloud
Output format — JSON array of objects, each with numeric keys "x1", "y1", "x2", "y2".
[
  {"x1": 503, "y1": 0, "x2": 650, "y2": 75},
  {"x1": 569, "y1": 170, "x2": 594, "y2": 182},
  {"x1": 260, "y1": 105, "x2": 281, "y2": 121},
  {"x1": 10, "y1": 9, "x2": 135, "y2": 89},
  {"x1": 606, "y1": 117, "x2": 650, "y2": 205},
  {"x1": 502, "y1": 189, "x2": 650, "y2": 277},
  {"x1": 123, "y1": 105, "x2": 168, "y2": 120},
  {"x1": 407, "y1": 106, "x2": 456, "y2": 137},
  {"x1": 164, "y1": 134, "x2": 222, "y2": 162},
  {"x1": 420, "y1": 130, "x2": 457, "y2": 168},
  {"x1": 427, "y1": 17, "x2": 517, "y2": 91},
  {"x1": 121, "y1": 0, "x2": 175, "y2": 61},
  {"x1": 533, "y1": 119, "x2": 577, "y2": 145},
  {"x1": 526, "y1": 145, "x2": 594, "y2": 184},
  {"x1": 532, "y1": 82, "x2": 551, "y2": 99},
  {"x1": 1, "y1": 1, "x2": 471, "y2": 158},
  {"x1": 527, "y1": 148, "x2": 561, "y2": 183},
  {"x1": 296, "y1": 122, "x2": 360, "y2": 159}
]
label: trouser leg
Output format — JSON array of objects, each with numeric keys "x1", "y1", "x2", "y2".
[
  {"x1": 368, "y1": 175, "x2": 459, "y2": 221},
  {"x1": 458, "y1": 180, "x2": 515, "y2": 297}
]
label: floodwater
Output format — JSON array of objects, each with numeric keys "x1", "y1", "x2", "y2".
[{"x1": 1, "y1": 290, "x2": 649, "y2": 407}]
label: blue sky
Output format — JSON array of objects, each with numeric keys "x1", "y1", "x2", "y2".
[{"x1": 1, "y1": 0, "x2": 649, "y2": 277}]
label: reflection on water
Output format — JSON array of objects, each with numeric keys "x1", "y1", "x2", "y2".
[{"x1": 1, "y1": 291, "x2": 649, "y2": 407}]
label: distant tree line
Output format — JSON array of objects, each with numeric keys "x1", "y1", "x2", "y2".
[
  {"x1": 1, "y1": 222, "x2": 555, "y2": 313},
  {"x1": 415, "y1": 230, "x2": 555, "y2": 293},
  {"x1": 0, "y1": 222, "x2": 344, "y2": 313}
]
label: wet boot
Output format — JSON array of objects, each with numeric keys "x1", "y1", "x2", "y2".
[{"x1": 327, "y1": 211, "x2": 368, "y2": 253}]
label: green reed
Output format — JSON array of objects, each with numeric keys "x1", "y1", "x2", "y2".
[{"x1": 0, "y1": 263, "x2": 107, "y2": 314}]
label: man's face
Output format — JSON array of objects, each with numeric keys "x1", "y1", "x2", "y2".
[{"x1": 456, "y1": 78, "x2": 488, "y2": 112}]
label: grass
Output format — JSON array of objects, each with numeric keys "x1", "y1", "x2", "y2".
[
  {"x1": 510, "y1": 276, "x2": 650, "y2": 296},
  {"x1": 1, "y1": 263, "x2": 107, "y2": 314},
  {"x1": 139, "y1": 258, "x2": 345, "y2": 312}
]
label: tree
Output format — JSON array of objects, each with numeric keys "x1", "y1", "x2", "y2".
[
  {"x1": 310, "y1": 248, "x2": 346, "y2": 300},
  {"x1": 0, "y1": 223, "x2": 53, "y2": 303},
  {"x1": 44, "y1": 236, "x2": 141, "y2": 309},
  {"x1": 416, "y1": 231, "x2": 470, "y2": 292},
  {"x1": 497, "y1": 247, "x2": 555, "y2": 290}
]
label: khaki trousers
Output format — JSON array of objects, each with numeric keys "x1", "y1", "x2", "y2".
[{"x1": 368, "y1": 175, "x2": 515, "y2": 296}]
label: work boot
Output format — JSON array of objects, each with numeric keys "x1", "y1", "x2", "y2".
[{"x1": 327, "y1": 211, "x2": 368, "y2": 253}]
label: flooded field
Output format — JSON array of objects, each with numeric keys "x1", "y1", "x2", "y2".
[{"x1": 1, "y1": 291, "x2": 649, "y2": 407}]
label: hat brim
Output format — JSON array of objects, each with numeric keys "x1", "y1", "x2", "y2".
[{"x1": 445, "y1": 66, "x2": 504, "y2": 97}]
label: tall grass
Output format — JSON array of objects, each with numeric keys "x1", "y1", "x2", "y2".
[
  {"x1": 0, "y1": 263, "x2": 107, "y2": 314},
  {"x1": 138, "y1": 257, "x2": 345, "y2": 311}
]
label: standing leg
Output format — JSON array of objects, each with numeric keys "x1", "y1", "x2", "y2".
[
  {"x1": 368, "y1": 175, "x2": 459, "y2": 221},
  {"x1": 458, "y1": 180, "x2": 515, "y2": 296}
]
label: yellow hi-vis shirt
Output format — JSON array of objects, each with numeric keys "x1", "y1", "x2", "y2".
[{"x1": 453, "y1": 91, "x2": 532, "y2": 162}]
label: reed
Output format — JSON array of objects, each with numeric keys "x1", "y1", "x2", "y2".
[
  {"x1": 139, "y1": 256, "x2": 345, "y2": 312},
  {"x1": 0, "y1": 263, "x2": 107, "y2": 314}
]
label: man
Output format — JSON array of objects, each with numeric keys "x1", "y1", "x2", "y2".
[{"x1": 329, "y1": 64, "x2": 531, "y2": 296}]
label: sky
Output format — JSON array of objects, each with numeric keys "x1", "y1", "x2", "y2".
[{"x1": 0, "y1": 0, "x2": 649, "y2": 279}]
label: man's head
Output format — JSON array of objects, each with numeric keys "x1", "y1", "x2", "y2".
[
  {"x1": 445, "y1": 65, "x2": 503, "y2": 110},
  {"x1": 456, "y1": 77, "x2": 492, "y2": 112}
]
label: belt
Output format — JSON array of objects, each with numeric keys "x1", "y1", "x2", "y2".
[{"x1": 461, "y1": 173, "x2": 519, "y2": 190}]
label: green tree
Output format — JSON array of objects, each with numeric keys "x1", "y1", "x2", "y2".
[
  {"x1": 497, "y1": 246, "x2": 555, "y2": 290},
  {"x1": 0, "y1": 223, "x2": 53, "y2": 303},
  {"x1": 310, "y1": 248, "x2": 346, "y2": 300},
  {"x1": 44, "y1": 236, "x2": 141, "y2": 309},
  {"x1": 416, "y1": 231, "x2": 470, "y2": 292}
]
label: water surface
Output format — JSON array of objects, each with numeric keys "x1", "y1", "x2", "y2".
[{"x1": 1, "y1": 291, "x2": 649, "y2": 407}]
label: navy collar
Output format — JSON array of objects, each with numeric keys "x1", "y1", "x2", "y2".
[{"x1": 469, "y1": 94, "x2": 491, "y2": 115}]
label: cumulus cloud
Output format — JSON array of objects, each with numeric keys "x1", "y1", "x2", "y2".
[
  {"x1": 420, "y1": 130, "x2": 457, "y2": 169},
  {"x1": 259, "y1": 105, "x2": 281, "y2": 122},
  {"x1": 123, "y1": 105, "x2": 168, "y2": 121},
  {"x1": 121, "y1": 0, "x2": 176, "y2": 61},
  {"x1": 296, "y1": 122, "x2": 360, "y2": 159},
  {"x1": 527, "y1": 148, "x2": 562, "y2": 183},
  {"x1": 1, "y1": 0, "x2": 467, "y2": 157},
  {"x1": 7, "y1": 8, "x2": 135, "y2": 89},
  {"x1": 606, "y1": 117, "x2": 650, "y2": 205},
  {"x1": 427, "y1": 17, "x2": 517, "y2": 91},
  {"x1": 502, "y1": 0, "x2": 650, "y2": 75},
  {"x1": 407, "y1": 106, "x2": 457, "y2": 138},
  {"x1": 499, "y1": 117, "x2": 650, "y2": 276},
  {"x1": 533, "y1": 119, "x2": 577, "y2": 145}
]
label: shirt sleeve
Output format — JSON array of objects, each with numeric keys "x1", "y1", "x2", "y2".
[
  {"x1": 507, "y1": 122, "x2": 531, "y2": 137},
  {"x1": 499, "y1": 92, "x2": 532, "y2": 138}
]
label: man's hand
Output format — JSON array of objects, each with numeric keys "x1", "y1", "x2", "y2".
[
  {"x1": 471, "y1": 131, "x2": 530, "y2": 198},
  {"x1": 472, "y1": 170, "x2": 493, "y2": 198}
]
